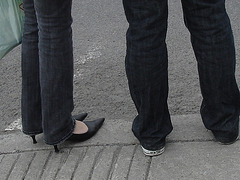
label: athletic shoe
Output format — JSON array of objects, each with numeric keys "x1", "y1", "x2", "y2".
[
  {"x1": 141, "y1": 143, "x2": 165, "y2": 157},
  {"x1": 212, "y1": 130, "x2": 239, "y2": 145}
]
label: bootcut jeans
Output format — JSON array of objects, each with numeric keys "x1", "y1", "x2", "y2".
[
  {"x1": 123, "y1": 0, "x2": 240, "y2": 150},
  {"x1": 21, "y1": 0, "x2": 75, "y2": 145}
]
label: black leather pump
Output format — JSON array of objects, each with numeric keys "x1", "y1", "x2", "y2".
[
  {"x1": 53, "y1": 117, "x2": 105, "y2": 153},
  {"x1": 72, "y1": 113, "x2": 88, "y2": 121},
  {"x1": 29, "y1": 113, "x2": 89, "y2": 153},
  {"x1": 67, "y1": 118, "x2": 105, "y2": 142}
]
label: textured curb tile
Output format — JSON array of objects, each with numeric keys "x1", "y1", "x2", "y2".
[
  {"x1": 128, "y1": 146, "x2": 151, "y2": 180},
  {"x1": 0, "y1": 154, "x2": 19, "y2": 180},
  {"x1": 56, "y1": 147, "x2": 87, "y2": 180},
  {"x1": 110, "y1": 145, "x2": 136, "y2": 180},
  {"x1": 8, "y1": 152, "x2": 35, "y2": 180},
  {"x1": 73, "y1": 146, "x2": 103, "y2": 180},
  {"x1": 148, "y1": 141, "x2": 240, "y2": 180},
  {"x1": 24, "y1": 151, "x2": 51, "y2": 180}
]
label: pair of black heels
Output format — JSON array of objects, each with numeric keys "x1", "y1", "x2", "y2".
[{"x1": 30, "y1": 113, "x2": 104, "y2": 152}]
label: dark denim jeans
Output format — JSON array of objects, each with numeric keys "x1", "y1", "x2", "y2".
[
  {"x1": 123, "y1": 0, "x2": 240, "y2": 150},
  {"x1": 21, "y1": 0, "x2": 75, "y2": 145}
]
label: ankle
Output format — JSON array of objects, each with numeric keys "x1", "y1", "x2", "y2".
[{"x1": 73, "y1": 121, "x2": 88, "y2": 134}]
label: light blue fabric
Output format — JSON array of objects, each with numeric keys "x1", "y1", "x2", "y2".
[{"x1": 0, "y1": 0, "x2": 24, "y2": 60}]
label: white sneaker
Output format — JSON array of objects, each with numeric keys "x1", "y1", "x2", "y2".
[{"x1": 141, "y1": 145, "x2": 165, "y2": 157}]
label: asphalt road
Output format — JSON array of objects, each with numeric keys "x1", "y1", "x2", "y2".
[{"x1": 1, "y1": 0, "x2": 240, "y2": 132}]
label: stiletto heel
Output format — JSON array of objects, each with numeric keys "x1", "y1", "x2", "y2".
[
  {"x1": 54, "y1": 145, "x2": 59, "y2": 153},
  {"x1": 31, "y1": 135, "x2": 37, "y2": 144}
]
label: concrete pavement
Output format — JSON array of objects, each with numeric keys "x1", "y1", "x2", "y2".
[
  {"x1": 1, "y1": 0, "x2": 240, "y2": 131},
  {"x1": 1, "y1": 114, "x2": 240, "y2": 180}
]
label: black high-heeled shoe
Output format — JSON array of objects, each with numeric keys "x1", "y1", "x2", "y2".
[
  {"x1": 67, "y1": 118, "x2": 105, "y2": 142},
  {"x1": 53, "y1": 117, "x2": 104, "y2": 153},
  {"x1": 29, "y1": 113, "x2": 88, "y2": 153},
  {"x1": 72, "y1": 113, "x2": 88, "y2": 121}
]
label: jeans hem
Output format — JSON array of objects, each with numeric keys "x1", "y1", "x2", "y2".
[
  {"x1": 22, "y1": 130, "x2": 43, "y2": 136},
  {"x1": 43, "y1": 118, "x2": 76, "y2": 145},
  {"x1": 140, "y1": 136, "x2": 167, "y2": 151}
]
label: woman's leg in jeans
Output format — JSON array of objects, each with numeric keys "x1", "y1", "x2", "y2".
[
  {"x1": 22, "y1": 0, "x2": 43, "y2": 135},
  {"x1": 22, "y1": 0, "x2": 75, "y2": 145},
  {"x1": 182, "y1": 0, "x2": 240, "y2": 139},
  {"x1": 34, "y1": 0, "x2": 75, "y2": 145},
  {"x1": 123, "y1": 0, "x2": 173, "y2": 150}
]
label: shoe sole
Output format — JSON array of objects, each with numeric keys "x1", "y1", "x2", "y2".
[
  {"x1": 141, "y1": 146, "x2": 165, "y2": 157},
  {"x1": 216, "y1": 136, "x2": 239, "y2": 145}
]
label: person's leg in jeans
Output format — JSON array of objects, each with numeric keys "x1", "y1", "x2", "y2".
[
  {"x1": 22, "y1": 0, "x2": 75, "y2": 145},
  {"x1": 36, "y1": 0, "x2": 76, "y2": 145},
  {"x1": 22, "y1": 0, "x2": 105, "y2": 151},
  {"x1": 22, "y1": 0, "x2": 43, "y2": 136},
  {"x1": 123, "y1": 0, "x2": 173, "y2": 152},
  {"x1": 182, "y1": 0, "x2": 240, "y2": 143}
]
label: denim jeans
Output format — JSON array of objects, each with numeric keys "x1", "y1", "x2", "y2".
[
  {"x1": 123, "y1": 0, "x2": 240, "y2": 150},
  {"x1": 21, "y1": 0, "x2": 75, "y2": 145}
]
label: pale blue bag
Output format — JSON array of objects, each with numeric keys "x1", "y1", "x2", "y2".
[{"x1": 0, "y1": 0, "x2": 24, "y2": 60}]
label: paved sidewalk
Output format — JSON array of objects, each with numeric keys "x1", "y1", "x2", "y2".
[{"x1": 1, "y1": 114, "x2": 240, "y2": 180}]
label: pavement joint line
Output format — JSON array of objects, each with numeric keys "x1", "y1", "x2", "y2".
[
  {"x1": 0, "y1": 139, "x2": 223, "y2": 155},
  {"x1": 6, "y1": 154, "x2": 20, "y2": 179},
  {"x1": 88, "y1": 147, "x2": 104, "y2": 180},
  {"x1": 39, "y1": 151, "x2": 53, "y2": 179},
  {"x1": 145, "y1": 155, "x2": 152, "y2": 180},
  {"x1": 0, "y1": 143, "x2": 136, "y2": 155},
  {"x1": 22, "y1": 152, "x2": 36, "y2": 179},
  {"x1": 39, "y1": 152, "x2": 53, "y2": 179},
  {"x1": 0, "y1": 155, "x2": 4, "y2": 163},
  {"x1": 107, "y1": 145, "x2": 122, "y2": 179},
  {"x1": 126, "y1": 145, "x2": 138, "y2": 180},
  {"x1": 71, "y1": 147, "x2": 88, "y2": 179},
  {"x1": 54, "y1": 149, "x2": 71, "y2": 180},
  {"x1": 168, "y1": 139, "x2": 215, "y2": 143}
]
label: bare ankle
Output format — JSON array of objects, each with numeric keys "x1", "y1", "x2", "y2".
[{"x1": 73, "y1": 121, "x2": 88, "y2": 134}]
